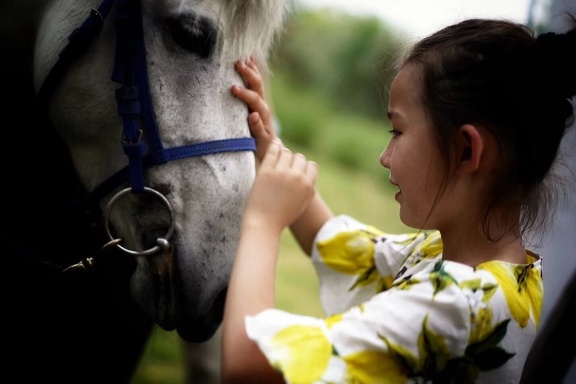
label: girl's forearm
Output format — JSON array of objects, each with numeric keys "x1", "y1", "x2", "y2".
[
  {"x1": 221, "y1": 217, "x2": 282, "y2": 382},
  {"x1": 290, "y1": 191, "x2": 334, "y2": 256}
]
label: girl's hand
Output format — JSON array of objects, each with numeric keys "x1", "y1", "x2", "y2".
[
  {"x1": 242, "y1": 142, "x2": 318, "y2": 232},
  {"x1": 231, "y1": 57, "x2": 279, "y2": 163}
]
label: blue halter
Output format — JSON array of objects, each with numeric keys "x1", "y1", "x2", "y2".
[{"x1": 37, "y1": 0, "x2": 256, "y2": 203}]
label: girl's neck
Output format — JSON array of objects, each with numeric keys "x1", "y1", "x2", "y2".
[{"x1": 440, "y1": 225, "x2": 526, "y2": 266}]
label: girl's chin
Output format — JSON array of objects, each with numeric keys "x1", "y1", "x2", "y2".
[{"x1": 399, "y1": 209, "x2": 423, "y2": 230}]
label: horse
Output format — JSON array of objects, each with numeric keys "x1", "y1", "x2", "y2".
[{"x1": 0, "y1": 0, "x2": 287, "y2": 382}]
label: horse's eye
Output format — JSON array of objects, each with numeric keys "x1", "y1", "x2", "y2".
[{"x1": 167, "y1": 15, "x2": 216, "y2": 58}]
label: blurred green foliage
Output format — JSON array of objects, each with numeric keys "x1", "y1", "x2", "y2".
[
  {"x1": 268, "y1": 7, "x2": 407, "y2": 181},
  {"x1": 271, "y1": 7, "x2": 404, "y2": 121},
  {"x1": 270, "y1": 71, "x2": 392, "y2": 178}
]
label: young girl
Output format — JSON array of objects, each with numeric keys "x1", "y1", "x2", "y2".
[{"x1": 222, "y1": 18, "x2": 576, "y2": 383}]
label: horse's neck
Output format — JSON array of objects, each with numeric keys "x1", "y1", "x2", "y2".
[
  {"x1": 0, "y1": 0, "x2": 50, "y2": 52},
  {"x1": 1, "y1": 0, "x2": 105, "y2": 265}
]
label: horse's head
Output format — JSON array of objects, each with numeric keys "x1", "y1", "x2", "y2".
[{"x1": 33, "y1": 0, "x2": 287, "y2": 342}]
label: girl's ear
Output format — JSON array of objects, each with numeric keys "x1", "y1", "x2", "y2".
[{"x1": 458, "y1": 124, "x2": 484, "y2": 175}]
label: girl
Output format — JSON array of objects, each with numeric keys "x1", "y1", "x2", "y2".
[{"x1": 222, "y1": 18, "x2": 576, "y2": 383}]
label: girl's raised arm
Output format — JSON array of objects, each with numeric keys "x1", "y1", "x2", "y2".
[{"x1": 232, "y1": 57, "x2": 334, "y2": 255}]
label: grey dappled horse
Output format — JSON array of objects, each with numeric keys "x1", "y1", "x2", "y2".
[{"x1": 0, "y1": 0, "x2": 287, "y2": 382}]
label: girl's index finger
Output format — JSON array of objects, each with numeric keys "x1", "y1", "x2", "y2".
[
  {"x1": 234, "y1": 59, "x2": 265, "y2": 97},
  {"x1": 231, "y1": 85, "x2": 271, "y2": 121}
]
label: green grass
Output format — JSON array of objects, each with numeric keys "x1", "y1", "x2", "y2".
[{"x1": 134, "y1": 330, "x2": 185, "y2": 383}]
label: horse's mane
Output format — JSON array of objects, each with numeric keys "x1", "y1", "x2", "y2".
[{"x1": 217, "y1": 0, "x2": 289, "y2": 70}]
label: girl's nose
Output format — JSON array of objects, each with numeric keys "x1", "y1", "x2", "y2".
[{"x1": 380, "y1": 145, "x2": 391, "y2": 169}]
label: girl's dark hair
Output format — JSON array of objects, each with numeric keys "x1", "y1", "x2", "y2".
[{"x1": 398, "y1": 18, "x2": 576, "y2": 241}]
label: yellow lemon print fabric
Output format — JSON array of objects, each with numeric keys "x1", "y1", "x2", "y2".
[{"x1": 246, "y1": 215, "x2": 543, "y2": 383}]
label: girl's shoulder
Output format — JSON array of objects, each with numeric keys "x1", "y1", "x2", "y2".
[
  {"x1": 397, "y1": 252, "x2": 542, "y2": 292},
  {"x1": 315, "y1": 214, "x2": 440, "y2": 258}
]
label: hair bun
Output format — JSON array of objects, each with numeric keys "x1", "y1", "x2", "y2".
[{"x1": 536, "y1": 30, "x2": 576, "y2": 99}]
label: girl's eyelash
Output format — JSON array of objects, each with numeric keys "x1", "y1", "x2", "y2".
[{"x1": 388, "y1": 129, "x2": 400, "y2": 137}]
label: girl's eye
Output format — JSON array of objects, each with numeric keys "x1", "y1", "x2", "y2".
[{"x1": 388, "y1": 129, "x2": 401, "y2": 138}]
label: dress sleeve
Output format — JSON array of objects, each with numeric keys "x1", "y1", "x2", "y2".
[
  {"x1": 310, "y1": 214, "x2": 428, "y2": 315},
  {"x1": 246, "y1": 263, "x2": 473, "y2": 384}
]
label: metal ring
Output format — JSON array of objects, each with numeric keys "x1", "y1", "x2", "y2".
[{"x1": 103, "y1": 187, "x2": 175, "y2": 256}]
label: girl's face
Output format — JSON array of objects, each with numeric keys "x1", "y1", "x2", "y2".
[{"x1": 380, "y1": 64, "x2": 446, "y2": 230}]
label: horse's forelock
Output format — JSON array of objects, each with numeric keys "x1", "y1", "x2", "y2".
[{"x1": 219, "y1": 0, "x2": 288, "y2": 70}]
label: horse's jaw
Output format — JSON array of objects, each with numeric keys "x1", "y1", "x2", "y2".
[
  {"x1": 129, "y1": 228, "x2": 235, "y2": 342},
  {"x1": 126, "y1": 155, "x2": 254, "y2": 342}
]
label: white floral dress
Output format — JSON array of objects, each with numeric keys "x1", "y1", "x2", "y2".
[{"x1": 246, "y1": 215, "x2": 543, "y2": 383}]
